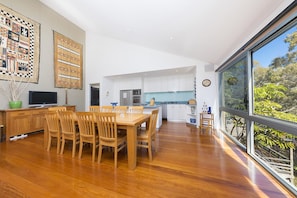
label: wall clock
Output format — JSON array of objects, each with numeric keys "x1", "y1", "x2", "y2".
[{"x1": 202, "y1": 79, "x2": 211, "y2": 87}]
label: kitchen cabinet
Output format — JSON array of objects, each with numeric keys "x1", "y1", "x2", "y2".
[
  {"x1": 144, "y1": 74, "x2": 194, "y2": 92},
  {"x1": 179, "y1": 74, "x2": 195, "y2": 91},
  {"x1": 167, "y1": 76, "x2": 179, "y2": 91},
  {"x1": 31, "y1": 109, "x2": 50, "y2": 132},
  {"x1": 186, "y1": 104, "x2": 197, "y2": 126},
  {"x1": 167, "y1": 104, "x2": 186, "y2": 122},
  {"x1": 143, "y1": 77, "x2": 154, "y2": 92},
  {"x1": 7, "y1": 110, "x2": 32, "y2": 137},
  {"x1": 144, "y1": 76, "x2": 168, "y2": 92}
]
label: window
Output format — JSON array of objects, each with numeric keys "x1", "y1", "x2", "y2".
[
  {"x1": 252, "y1": 25, "x2": 297, "y2": 123},
  {"x1": 221, "y1": 58, "x2": 248, "y2": 111},
  {"x1": 254, "y1": 122, "x2": 295, "y2": 184},
  {"x1": 218, "y1": 8, "x2": 297, "y2": 194},
  {"x1": 221, "y1": 111, "x2": 246, "y2": 147}
]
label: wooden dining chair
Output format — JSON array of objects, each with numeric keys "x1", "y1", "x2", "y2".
[
  {"x1": 129, "y1": 106, "x2": 144, "y2": 114},
  {"x1": 101, "y1": 106, "x2": 113, "y2": 112},
  {"x1": 48, "y1": 106, "x2": 67, "y2": 112},
  {"x1": 94, "y1": 112, "x2": 127, "y2": 168},
  {"x1": 59, "y1": 111, "x2": 79, "y2": 157},
  {"x1": 89, "y1": 105, "x2": 100, "y2": 112},
  {"x1": 137, "y1": 109, "x2": 159, "y2": 161},
  {"x1": 76, "y1": 112, "x2": 98, "y2": 162},
  {"x1": 114, "y1": 106, "x2": 128, "y2": 114},
  {"x1": 45, "y1": 111, "x2": 61, "y2": 153},
  {"x1": 199, "y1": 113, "x2": 214, "y2": 134}
]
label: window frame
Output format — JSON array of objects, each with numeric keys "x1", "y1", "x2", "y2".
[{"x1": 217, "y1": 5, "x2": 297, "y2": 195}]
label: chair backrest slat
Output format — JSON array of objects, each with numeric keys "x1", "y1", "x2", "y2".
[
  {"x1": 148, "y1": 109, "x2": 159, "y2": 137},
  {"x1": 89, "y1": 106, "x2": 100, "y2": 112},
  {"x1": 59, "y1": 111, "x2": 76, "y2": 134},
  {"x1": 114, "y1": 106, "x2": 128, "y2": 114},
  {"x1": 76, "y1": 112, "x2": 95, "y2": 136},
  {"x1": 95, "y1": 112, "x2": 117, "y2": 140},
  {"x1": 45, "y1": 111, "x2": 60, "y2": 133},
  {"x1": 101, "y1": 106, "x2": 113, "y2": 112}
]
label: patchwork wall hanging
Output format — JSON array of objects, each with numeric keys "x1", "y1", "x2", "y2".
[
  {"x1": 0, "y1": 3, "x2": 40, "y2": 83},
  {"x1": 53, "y1": 31, "x2": 83, "y2": 89}
]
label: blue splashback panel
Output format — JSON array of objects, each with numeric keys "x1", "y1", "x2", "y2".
[{"x1": 144, "y1": 91, "x2": 194, "y2": 103}]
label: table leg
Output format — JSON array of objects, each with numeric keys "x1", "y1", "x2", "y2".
[
  {"x1": 44, "y1": 122, "x2": 48, "y2": 150},
  {"x1": 126, "y1": 125, "x2": 137, "y2": 170},
  {"x1": 0, "y1": 124, "x2": 3, "y2": 142}
]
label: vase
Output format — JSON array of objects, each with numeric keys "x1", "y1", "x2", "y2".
[{"x1": 9, "y1": 101, "x2": 22, "y2": 109}]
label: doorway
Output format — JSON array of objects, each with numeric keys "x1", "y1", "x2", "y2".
[{"x1": 90, "y1": 83, "x2": 100, "y2": 105}]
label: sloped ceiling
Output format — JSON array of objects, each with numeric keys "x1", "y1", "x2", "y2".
[{"x1": 40, "y1": 0, "x2": 294, "y2": 66}]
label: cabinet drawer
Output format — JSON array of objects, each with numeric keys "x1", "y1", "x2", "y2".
[
  {"x1": 8, "y1": 111, "x2": 31, "y2": 117},
  {"x1": 66, "y1": 106, "x2": 76, "y2": 111},
  {"x1": 31, "y1": 109, "x2": 47, "y2": 115}
]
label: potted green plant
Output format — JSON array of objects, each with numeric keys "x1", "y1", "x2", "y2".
[{"x1": 0, "y1": 75, "x2": 30, "y2": 109}]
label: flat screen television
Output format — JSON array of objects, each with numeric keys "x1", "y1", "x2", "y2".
[{"x1": 29, "y1": 91, "x2": 57, "y2": 107}]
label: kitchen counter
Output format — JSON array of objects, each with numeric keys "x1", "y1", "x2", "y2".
[
  {"x1": 167, "y1": 104, "x2": 186, "y2": 122},
  {"x1": 143, "y1": 105, "x2": 161, "y2": 109},
  {"x1": 156, "y1": 101, "x2": 188, "y2": 104},
  {"x1": 143, "y1": 102, "x2": 189, "y2": 121},
  {"x1": 142, "y1": 105, "x2": 162, "y2": 128}
]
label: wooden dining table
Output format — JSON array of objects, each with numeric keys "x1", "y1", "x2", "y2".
[
  {"x1": 116, "y1": 113, "x2": 150, "y2": 169},
  {"x1": 44, "y1": 112, "x2": 150, "y2": 170}
]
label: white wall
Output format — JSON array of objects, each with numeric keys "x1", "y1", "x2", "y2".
[
  {"x1": 86, "y1": 33, "x2": 203, "y2": 77},
  {"x1": 195, "y1": 64, "x2": 218, "y2": 127},
  {"x1": 85, "y1": 33, "x2": 218, "y2": 126},
  {"x1": 0, "y1": 0, "x2": 86, "y2": 110},
  {"x1": 0, "y1": 0, "x2": 219, "y2": 122}
]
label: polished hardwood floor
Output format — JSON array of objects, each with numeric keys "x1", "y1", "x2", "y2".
[{"x1": 0, "y1": 121, "x2": 294, "y2": 197}]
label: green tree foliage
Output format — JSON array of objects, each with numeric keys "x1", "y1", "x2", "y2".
[
  {"x1": 254, "y1": 26, "x2": 297, "y2": 115},
  {"x1": 225, "y1": 26, "x2": 297, "y2": 153},
  {"x1": 223, "y1": 59, "x2": 248, "y2": 111},
  {"x1": 254, "y1": 124, "x2": 295, "y2": 149},
  {"x1": 254, "y1": 84, "x2": 297, "y2": 150},
  {"x1": 253, "y1": 26, "x2": 297, "y2": 153},
  {"x1": 254, "y1": 84, "x2": 286, "y2": 116},
  {"x1": 285, "y1": 29, "x2": 297, "y2": 51}
]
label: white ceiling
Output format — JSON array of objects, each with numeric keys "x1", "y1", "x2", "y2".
[{"x1": 40, "y1": 0, "x2": 293, "y2": 66}]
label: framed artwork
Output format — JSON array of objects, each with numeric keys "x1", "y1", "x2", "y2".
[
  {"x1": 53, "y1": 31, "x2": 83, "y2": 89},
  {"x1": 0, "y1": 3, "x2": 40, "y2": 83}
]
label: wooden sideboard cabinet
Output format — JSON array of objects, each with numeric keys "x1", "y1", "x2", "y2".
[{"x1": 0, "y1": 105, "x2": 75, "y2": 142}]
